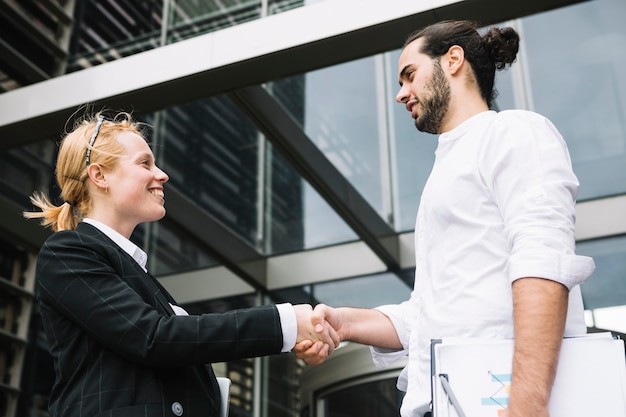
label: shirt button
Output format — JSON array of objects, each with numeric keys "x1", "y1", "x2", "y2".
[{"x1": 171, "y1": 401, "x2": 183, "y2": 416}]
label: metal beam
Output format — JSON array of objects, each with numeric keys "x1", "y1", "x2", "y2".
[
  {"x1": 229, "y1": 86, "x2": 401, "y2": 270},
  {"x1": 0, "y1": 0, "x2": 588, "y2": 150}
]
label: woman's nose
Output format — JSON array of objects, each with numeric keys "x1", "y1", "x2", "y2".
[{"x1": 156, "y1": 166, "x2": 169, "y2": 183}]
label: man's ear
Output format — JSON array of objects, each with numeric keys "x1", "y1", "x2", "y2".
[
  {"x1": 86, "y1": 164, "x2": 107, "y2": 191},
  {"x1": 445, "y1": 45, "x2": 465, "y2": 75}
]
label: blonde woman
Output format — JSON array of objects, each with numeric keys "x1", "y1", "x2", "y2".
[{"x1": 25, "y1": 111, "x2": 337, "y2": 417}]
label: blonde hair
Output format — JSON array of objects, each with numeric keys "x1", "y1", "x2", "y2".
[{"x1": 23, "y1": 111, "x2": 145, "y2": 231}]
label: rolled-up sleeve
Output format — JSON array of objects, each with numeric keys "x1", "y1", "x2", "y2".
[
  {"x1": 486, "y1": 112, "x2": 595, "y2": 289},
  {"x1": 509, "y1": 252, "x2": 595, "y2": 289}
]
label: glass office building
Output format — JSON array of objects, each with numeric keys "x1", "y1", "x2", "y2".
[{"x1": 0, "y1": 0, "x2": 625, "y2": 416}]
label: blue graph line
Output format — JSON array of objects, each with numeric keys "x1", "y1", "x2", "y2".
[{"x1": 479, "y1": 371, "x2": 511, "y2": 409}]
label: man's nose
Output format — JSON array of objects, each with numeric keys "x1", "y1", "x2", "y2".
[{"x1": 396, "y1": 84, "x2": 409, "y2": 103}]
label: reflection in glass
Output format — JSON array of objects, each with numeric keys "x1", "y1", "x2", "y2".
[
  {"x1": 265, "y1": 143, "x2": 357, "y2": 254},
  {"x1": 167, "y1": 0, "x2": 262, "y2": 43},
  {"x1": 321, "y1": 378, "x2": 403, "y2": 417},
  {"x1": 133, "y1": 220, "x2": 217, "y2": 276},
  {"x1": 17, "y1": 302, "x2": 56, "y2": 416},
  {"x1": 159, "y1": 97, "x2": 260, "y2": 247},
  {"x1": 0, "y1": 141, "x2": 56, "y2": 208},
  {"x1": 270, "y1": 270, "x2": 413, "y2": 309},
  {"x1": 273, "y1": 56, "x2": 388, "y2": 221},
  {"x1": 520, "y1": 0, "x2": 626, "y2": 200},
  {"x1": 577, "y1": 236, "x2": 626, "y2": 311},
  {"x1": 264, "y1": 353, "x2": 306, "y2": 417},
  {"x1": 67, "y1": 0, "x2": 164, "y2": 73},
  {"x1": 267, "y1": 72, "x2": 357, "y2": 253},
  {"x1": 492, "y1": 63, "x2": 516, "y2": 111},
  {"x1": 268, "y1": 0, "x2": 305, "y2": 15},
  {"x1": 311, "y1": 271, "x2": 412, "y2": 308}
]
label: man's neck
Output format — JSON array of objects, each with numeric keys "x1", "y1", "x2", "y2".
[{"x1": 440, "y1": 93, "x2": 489, "y2": 133}]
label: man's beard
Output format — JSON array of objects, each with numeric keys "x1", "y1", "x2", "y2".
[{"x1": 415, "y1": 60, "x2": 450, "y2": 134}]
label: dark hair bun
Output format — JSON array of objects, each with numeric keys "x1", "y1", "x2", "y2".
[{"x1": 483, "y1": 27, "x2": 520, "y2": 70}]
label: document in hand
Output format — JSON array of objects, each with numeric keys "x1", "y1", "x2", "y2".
[{"x1": 431, "y1": 333, "x2": 626, "y2": 417}]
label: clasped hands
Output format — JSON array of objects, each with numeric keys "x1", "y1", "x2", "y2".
[{"x1": 293, "y1": 304, "x2": 341, "y2": 365}]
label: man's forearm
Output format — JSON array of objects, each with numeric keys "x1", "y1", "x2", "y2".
[
  {"x1": 335, "y1": 307, "x2": 403, "y2": 349},
  {"x1": 508, "y1": 277, "x2": 569, "y2": 416}
]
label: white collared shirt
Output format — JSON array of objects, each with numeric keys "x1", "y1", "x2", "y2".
[
  {"x1": 81, "y1": 218, "x2": 297, "y2": 352},
  {"x1": 371, "y1": 111, "x2": 595, "y2": 416}
]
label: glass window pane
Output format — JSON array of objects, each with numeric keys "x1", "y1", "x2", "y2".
[
  {"x1": 521, "y1": 0, "x2": 626, "y2": 200},
  {"x1": 269, "y1": 0, "x2": 325, "y2": 15},
  {"x1": 273, "y1": 56, "x2": 388, "y2": 221},
  {"x1": 67, "y1": 0, "x2": 163, "y2": 73},
  {"x1": 265, "y1": 143, "x2": 357, "y2": 254},
  {"x1": 264, "y1": 354, "x2": 304, "y2": 417},
  {"x1": 268, "y1": 0, "x2": 303, "y2": 15},
  {"x1": 135, "y1": 221, "x2": 218, "y2": 276},
  {"x1": 270, "y1": 270, "x2": 413, "y2": 308},
  {"x1": 0, "y1": 141, "x2": 56, "y2": 208},
  {"x1": 322, "y1": 378, "x2": 403, "y2": 417},
  {"x1": 159, "y1": 97, "x2": 261, "y2": 247},
  {"x1": 313, "y1": 271, "x2": 412, "y2": 308},
  {"x1": 492, "y1": 65, "x2": 516, "y2": 111},
  {"x1": 20, "y1": 303, "x2": 55, "y2": 416},
  {"x1": 577, "y1": 236, "x2": 626, "y2": 311},
  {"x1": 167, "y1": 0, "x2": 261, "y2": 43}
]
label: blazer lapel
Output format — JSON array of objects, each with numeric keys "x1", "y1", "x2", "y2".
[
  {"x1": 145, "y1": 272, "x2": 178, "y2": 316},
  {"x1": 76, "y1": 222, "x2": 177, "y2": 316}
]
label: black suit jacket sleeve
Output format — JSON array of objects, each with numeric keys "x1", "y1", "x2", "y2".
[{"x1": 36, "y1": 223, "x2": 284, "y2": 366}]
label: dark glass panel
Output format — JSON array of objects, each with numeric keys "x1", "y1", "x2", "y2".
[
  {"x1": 167, "y1": 0, "x2": 262, "y2": 43},
  {"x1": 265, "y1": 143, "x2": 357, "y2": 254},
  {"x1": 159, "y1": 97, "x2": 260, "y2": 247},
  {"x1": 578, "y1": 236, "x2": 626, "y2": 311},
  {"x1": 268, "y1": 0, "x2": 305, "y2": 15},
  {"x1": 271, "y1": 56, "x2": 387, "y2": 220},
  {"x1": 67, "y1": 0, "x2": 164, "y2": 72},
  {"x1": 322, "y1": 378, "x2": 403, "y2": 417},
  {"x1": 0, "y1": 140, "x2": 57, "y2": 209}
]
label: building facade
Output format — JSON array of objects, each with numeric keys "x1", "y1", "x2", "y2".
[{"x1": 0, "y1": 0, "x2": 625, "y2": 416}]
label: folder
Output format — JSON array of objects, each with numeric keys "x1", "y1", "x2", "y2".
[{"x1": 431, "y1": 333, "x2": 626, "y2": 417}]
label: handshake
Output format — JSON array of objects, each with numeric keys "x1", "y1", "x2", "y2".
[
  {"x1": 293, "y1": 304, "x2": 343, "y2": 365},
  {"x1": 292, "y1": 303, "x2": 397, "y2": 365}
]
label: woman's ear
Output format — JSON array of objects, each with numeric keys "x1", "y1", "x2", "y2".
[{"x1": 86, "y1": 164, "x2": 107, "y2": 191}]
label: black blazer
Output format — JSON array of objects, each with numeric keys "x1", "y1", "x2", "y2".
[{"x1": 36, "y1": 222, "x2": 283, "y2": 417}]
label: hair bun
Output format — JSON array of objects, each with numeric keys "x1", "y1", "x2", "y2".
[{"x1": 483, "y1": 27, "x2": 520, "y2": 70}]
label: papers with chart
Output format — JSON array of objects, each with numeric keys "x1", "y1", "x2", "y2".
[{"x1": 431, "y1": 333, "x2": 626, "y2": 417}]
